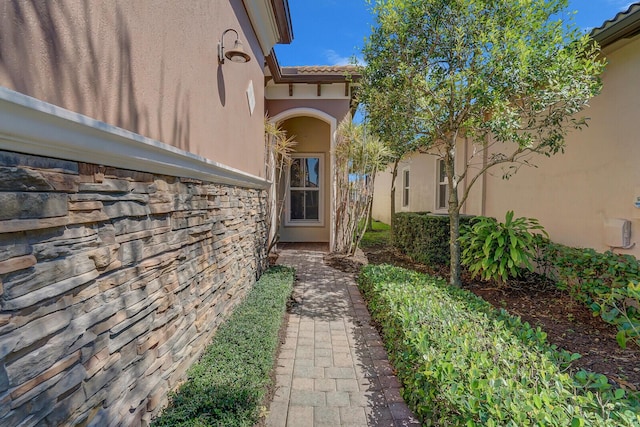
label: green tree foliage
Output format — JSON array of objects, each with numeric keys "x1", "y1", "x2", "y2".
[
  {"x1": 359, "y1": 55, "x2": 421, "y2": 236},
  {"x1": 362, "y1": 0, "x2": 605, "y2": 286}
]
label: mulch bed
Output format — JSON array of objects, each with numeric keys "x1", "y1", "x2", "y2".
[{"x1": 329, "y1": 243, "x2": 640, "y2": 392}]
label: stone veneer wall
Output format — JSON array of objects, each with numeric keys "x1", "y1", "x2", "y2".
[{"x1": 0, "y1": 149, "x2": 268, "y2": 426}]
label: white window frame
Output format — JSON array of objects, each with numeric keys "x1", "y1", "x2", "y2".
[
  {"x1": 436, "y1": 158, "x2": 448, "y2": 211},
  {"x1": 285, "y1": 153, "x2": 324, "y2": 227},
  {"x1": 401, "y1": 168, "x2": 410, "y2": 208}
]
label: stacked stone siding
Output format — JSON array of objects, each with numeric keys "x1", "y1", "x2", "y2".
[{"x1": 0, "y1": 150, "x2": 268, "y2": 426}]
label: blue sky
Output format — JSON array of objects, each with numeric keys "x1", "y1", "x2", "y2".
[{"x1": 274, "y1": 0, "x2": 638, "y2": 66}]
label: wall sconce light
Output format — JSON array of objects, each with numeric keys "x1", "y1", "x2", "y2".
[{"x1": 218, "y1": 29, "x2": 251, "y2": 64}]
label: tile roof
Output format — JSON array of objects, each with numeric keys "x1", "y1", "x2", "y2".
[
  {"x1": 281, "y1": 65, "x2": 360, "y2": 75},
  {"x1": 590, "y1": 2, "x2": 640, "y2": 47}
]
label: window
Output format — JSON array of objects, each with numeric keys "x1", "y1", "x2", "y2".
[
  {"x1": 437, "y1": 159, "x2": 448, "y2": 210},
  {"x1": 286, "y1": 154, "x2": 323, "y2": 226},
  {"x1": 402, "y1": 169, "x2": 410, "y2": 207}
]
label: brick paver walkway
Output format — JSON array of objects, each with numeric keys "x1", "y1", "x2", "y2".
[{"x1": 265, "y1": 247, "x2": 420, "y2": 427}]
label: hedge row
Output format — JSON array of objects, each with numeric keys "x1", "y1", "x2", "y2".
[
  {"x1": 358, "y1": 264, "x2": 640, "y2": 426},
  {"x1": 393, "y1": 212, "x2": 474, "y2": 267},
  {"x1": 153, "y1": 266, "x2": 295, "y2": 427},
  {"x1": 538, "y1": 240, "x2": 640, "y2": 349}
]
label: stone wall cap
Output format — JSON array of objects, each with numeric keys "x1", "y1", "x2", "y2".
[{"x1": 0, "y1": 87, "x2": 270, "y2": 190}]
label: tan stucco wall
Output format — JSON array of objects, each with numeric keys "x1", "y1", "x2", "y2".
[
  {"x1": 372, "y1": 141, "x2": 483, "y2": 223},
  {"x1": 0, "y1": 0, "x2": 266, "y2": 177},
  {"x1": 372, "y1": 168, "x2": 393, "y2": 224},
  {"x1": 372, "y1": 154, "x2": 443, "y2": 224},
  {"x1": 403, "y1": 154, "x2": 440, "y2": 213},
  {"x1": 279, "y1": 116, "x2": 331, "y2": 242},
  {"x1": 266, "y1": 99, "x2": 351, "y2": 124},
  {"x1": 481, "y1": 35, "x2": 640, "y2": 256}
]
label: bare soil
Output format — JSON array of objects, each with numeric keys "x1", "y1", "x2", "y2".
[{"x1": 330, "y1": 243, "x2": 640, "y2": 392}]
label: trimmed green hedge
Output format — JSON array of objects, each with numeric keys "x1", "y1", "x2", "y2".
[
  {"x1": 393, "y1": 212, "x2": 474, "y2": 267},
  {"x1": 538, "y1": 240, "x2": 640, "y2": 349},
  {"x1": 153, "y1": 266, "x2": 295, "y2": 427},
  {"x1": 358, "y1": 264, "x2": 640, "y2": 426}
]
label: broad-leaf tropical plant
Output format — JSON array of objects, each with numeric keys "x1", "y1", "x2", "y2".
[
  {"x1": 460, "y1": 211, "x2": 548, "y2": 284},
  {"x1": 362, "y1": 0, "x2": 605, "y2": 286}
]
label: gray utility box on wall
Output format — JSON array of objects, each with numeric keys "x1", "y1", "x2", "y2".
[{"x1": 603, "y1": 218, "x2": 633, "y2": 249}]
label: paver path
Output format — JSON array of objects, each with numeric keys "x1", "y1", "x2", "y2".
[{"x1": 265, "y1": 247, "x2": 420, "y2": 427}]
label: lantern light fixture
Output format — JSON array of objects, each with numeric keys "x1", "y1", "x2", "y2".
[{"x1": 218, "y1": 29, "x2": 251, "y2": 64}]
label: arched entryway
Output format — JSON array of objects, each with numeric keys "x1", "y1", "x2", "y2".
[{"x1": 269, "y1": 108, "x2": 337, "y2": 249}]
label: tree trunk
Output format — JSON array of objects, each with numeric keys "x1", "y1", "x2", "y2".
[
  {"x1": 366, "y1": 196, "x2": 374, "y2": 231},
  {"x1": 449, "y1": 205, "x2": 461, "y2": 287},
  {"x1": 389, "y1": 159, "x2": 399, "y2": 241},
  {"x1": 445, "y1": 152, "x2": 462, "y2": 287}
]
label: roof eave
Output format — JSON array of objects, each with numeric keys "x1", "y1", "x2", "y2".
[
  {"x1": 591, "y1": 3, "x2": 640, "y2": 48},
  {"x1": 270, "y1": 0, "x2": 293, "y2": 44},
  {"x1": 243, "y1": 0, "x2": 293, "y2": 56},
  {"x1": 265, "y1": 53, "x2": 362, "y2": 84}
]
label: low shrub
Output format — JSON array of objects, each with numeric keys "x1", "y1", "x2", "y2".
[
  {"x1": 152, "y1": 266, "x2": 295, "y2": 427},
  {"x1": 358, "y1": 264, "x2": 640, "y2": 426},
  {"x1": 537, "y1": 240, "x2": 640, "y2": 349},
  {"x1": 394, "y1": 212, "x2": 474, "y2": 267}
]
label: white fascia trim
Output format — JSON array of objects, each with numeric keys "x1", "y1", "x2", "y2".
[
  {"x1": 0, "y1": 88, "x2": 269, "y2": 189},
  {"x1": 243, "y1": 0, "x2": 279, "y2": 56}
]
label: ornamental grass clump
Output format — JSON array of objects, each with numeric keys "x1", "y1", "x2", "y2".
[
  {"x1": 358, "y1": 264, "x2": 640, "y2": 426},
  {"x1": 152, "y1": 266, "x2": 295, "y2": 427}
]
